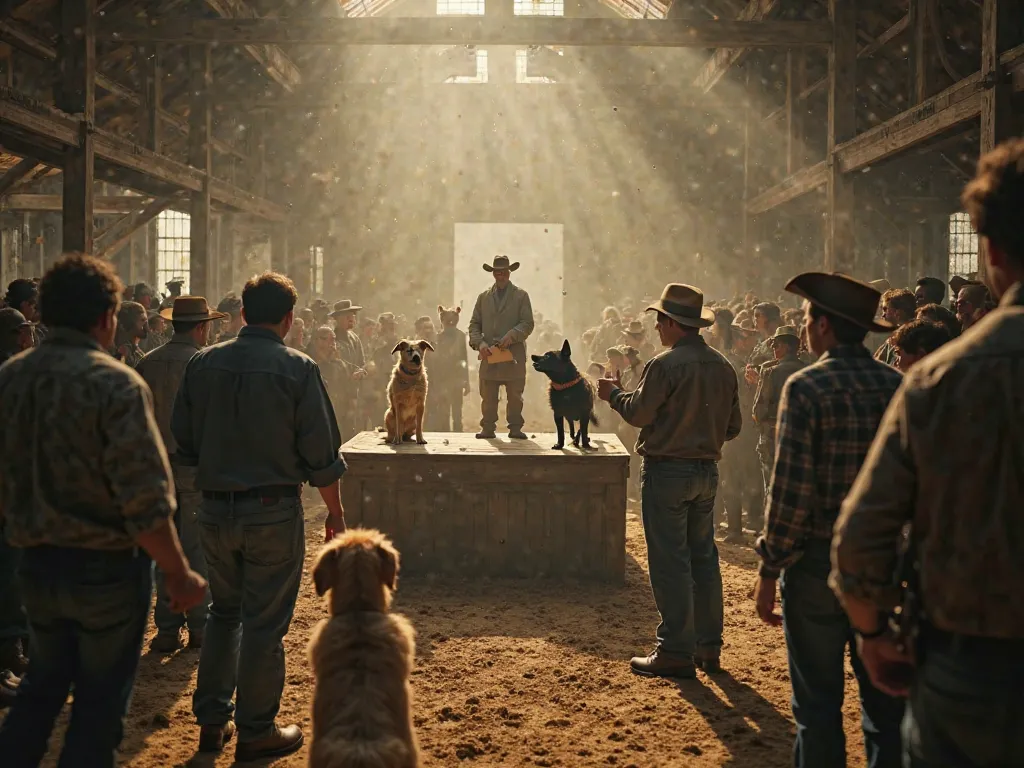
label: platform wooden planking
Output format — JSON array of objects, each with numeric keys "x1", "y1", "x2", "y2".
[{"x1": 340, "y1": 431, "x2": 629, "y2": 582}]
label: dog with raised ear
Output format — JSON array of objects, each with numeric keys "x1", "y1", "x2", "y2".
[
  {"x1": 383, "y1": 339, "x2": 434, "y2": 446},
  {"x1": 308, "y1": 529, "x2": 419, "y2": 768}
]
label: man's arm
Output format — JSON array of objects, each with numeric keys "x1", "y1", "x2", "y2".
[
  {"x1": 752, "y1": 368, "x2": 770, "y2": 424},
  {"x1": 608, "y1": 360, "x2": 668, "y2": 428},
  {"x1": 468, "y1": 296, "x2": 485, "y2": 350},
  {"x1": 504, "y1": 290, "x2": 535, "y2": 344},
  {"x1": 754, "y1": 378, "x2": 817, "y2": 578},
  {"x1": 830, "y1": 383, "x2": 918, "y2": 617},
  {"x1": 726, "y1": 371, "x2": 742, "y2": 442},
  {"x1": 296, "y1": 363, "x2": 347, "y2": 490}
]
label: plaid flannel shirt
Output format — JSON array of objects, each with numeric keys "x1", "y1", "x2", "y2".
[{"x1": 754, "y1": 344, "x2": 902, "y2": 578}]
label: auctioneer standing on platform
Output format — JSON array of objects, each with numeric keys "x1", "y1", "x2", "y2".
[{"x1": 468, "y1": 255, "x2": 535, "y2": 439}]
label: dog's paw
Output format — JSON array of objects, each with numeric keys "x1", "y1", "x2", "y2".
[{"x1": 416, "y1": 437, "x2": 428, "y2": 445}]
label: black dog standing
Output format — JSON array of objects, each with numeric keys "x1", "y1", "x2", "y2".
[{"x1": 531, "y1": 340, "x2": 599, "y2": 450}]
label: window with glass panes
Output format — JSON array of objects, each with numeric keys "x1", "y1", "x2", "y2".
[
  {"x1": 948, "y1": 212, "x2": 978, "y2": 277},
  {"x1": 157, "y1": 211, "x2": 190, "y2": 295}
]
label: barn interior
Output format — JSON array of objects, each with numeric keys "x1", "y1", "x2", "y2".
[{"x1": 3, "y1": 0, "x2": 1020, "y2": 331}]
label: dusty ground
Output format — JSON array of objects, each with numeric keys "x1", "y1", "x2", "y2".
[{"x1": 30, "y1": 500, "x2": 870, "y2": 768}]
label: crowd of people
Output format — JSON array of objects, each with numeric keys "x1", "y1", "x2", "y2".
[{"x1": 0, "y1": 138, "x2": 1020, "y2": 767}]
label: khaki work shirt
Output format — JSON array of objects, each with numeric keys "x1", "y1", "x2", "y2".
[
  {"x1": 609, "y1": 335, "x2": 742, "y2": 461},
  {"x1": 832, "y1": 282, "x2": 1024, "y2": 639},
  {"x1": 753, "y1": 354, "x2": 807, "y2": 428},
  {"x1": 468, "y1": 283, "x2": 535, "y2": 382},
  {"x1": 136, "y1": 332, "x2": 202, "y2": 457}
]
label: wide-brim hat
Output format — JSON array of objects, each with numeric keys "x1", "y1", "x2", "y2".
[
  {"x1": 483, "y1": 255, "x2": 520, "y2": 273},
  {"x1": 329, "y1": 299, "x2": 363, "y2": 317},
  {"x1": 868, "y1": 278, "x2": 891, "y2": 293},
  {"x1": 625, "y1": 320, "x2": 645, "y2": 335},
  {"x1": 645, "y1": 283, "x2": 715, "y2": 328},
  {"x1": 165, "y1": 277, "x2": 185, "y2": 289},
  {"x1": 769, "y1": 325, "x2": 801, "y2": 343},
  {"x1": 785, "y1": 272, "x2": 894, "y2": 333},
  {"x1": 160, "y1": 295, "x2": 229, "y2": 322}
]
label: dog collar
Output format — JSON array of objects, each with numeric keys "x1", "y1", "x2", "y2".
[
  {"x1": 399, "y1": 364, "x2": 420, "y2": 377},
  {"x1": 549, "y1": 375, "x2": 582, "y2": 391}
]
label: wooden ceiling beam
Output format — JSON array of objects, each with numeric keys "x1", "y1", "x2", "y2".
[
  {"x1": 202, "y1": 0, "x2": 301, "y2": 91},
  {"x1": 0, "y1": 155, "x2": 39, "y2": 197},
  {"x1": 0, "y1": 19, "x2": 247, "y2": 160},
  {"x1": 99, "y1": 17, "x2": 834, "y2": 48},
  {"x1": 94, "y1": 196, "x2": 180, "y2": 260},
  {"x1": 693, "y1": 0, "x2": 781, "y2": 93},
  {"x1": 0, "y1": 193, "x2": 182, "y2": 214}
]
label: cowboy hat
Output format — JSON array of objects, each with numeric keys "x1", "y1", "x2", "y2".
[
  {"x1": 785, "y1": 272, "x2": 894, "y2": 333},
  {"x1": 329, "y1": 299, "x2": 363, "y2": 317},
  {"x1": 159, "y1": 295, "x2": 229, "y2": 322},
  {"x1": 645, "y1": 284, "x2": 716, "y2": 329},
  {"x1": 483, "y1": 255, "x2": 520, "y2": 273},
  {"x1": 625, "y1": 320, "x2": 645, "y2": 335},
  {"x1": 867, "y1": 278, "x2": 891, "y2": 293},
  {"x1": 165, "y1": 277, "x2": 185, "y2": 288},
  {"x1": 948, "y1": 275, "x2": 971, "y2": 295},
  {"x1": 769, "y1": 325, "x2": 800, "y2": 343}
]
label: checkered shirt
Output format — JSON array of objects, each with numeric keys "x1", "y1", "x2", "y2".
[{"x1": 755, "y1": 344, "x2": 902, "y2": 578}]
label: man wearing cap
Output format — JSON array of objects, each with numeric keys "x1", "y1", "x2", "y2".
[
  {"x1": 216, "y1": 294, "x2": 244, "y2": 342},
  {"x1": 161, "y1": 278, "x2": 185, "y2": 310},
  {"x1": 136, "y1": 296, "x2": 226, "y2": 653},
  {"x1": 753, "y1": 272, "x2": 904, "y2": 767},
  {"x1": 468, "y1": 255, "x2": 535, "y2": 439},
  {"x1": 597, "y1": 284, "x2": 741, "y2": 679},
  {"x1": 751, "y1": 326, "x2": 806, "y2": 513},
  {"x1": 330, "y1": 299, "x2": 368, "y2": 439},
  {"x1": 622, "y1": 320, "x2": 655, "y2": 362}
]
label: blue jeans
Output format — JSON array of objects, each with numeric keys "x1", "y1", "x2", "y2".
[
  {"x1": 781, "y1": 540, "x2": 904, "y2": 768},
  {"x1": 153, "y1": 486, "x2": 210, "y2": 634},
  {"x1": 640, "y1": 458, "x2": 723, "y2": 657},
  {"x1": 192, "y1": 496, "x2": 305, "y2": 742},
  {"x1": 904, "y1": 629, "x2": 1024, "y2": 767},
  {"x1": 0, "y1": 546, "x2": 152, "y2": 768},
  {"x1": 0, "y1": 526, "x2": 27, "y2": 645}
]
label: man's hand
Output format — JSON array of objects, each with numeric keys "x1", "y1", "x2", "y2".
[
  {"x1": 478, "y1": 344, "x2": 492, "y2": 360},
  {"x1": 744, "y1": 364, "x2": 759, "y2": 386},
  {"x1": 498, "y1": 333, "x2": 514, "y2": 349},
  {"x1": 856, "y1": 632, "x2": 914, "y2": 697},
  {"x1": 325, "y1": 511, "x2": 347, "y2": 543},
  {"x1": 597, "y1": 372, "x2": 621, "y2": 402},
  {"x1": 165, "y1": 568, "x2": 208, "y2": 613},
  {"x1": 754, "y1": 575, "x2": 783, "y2": 627}
]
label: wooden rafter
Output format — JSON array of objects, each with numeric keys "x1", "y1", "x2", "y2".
[
  {"x1": 100, "y1": 17, "x2": 834, "y2": 48},
  {"x1": 0, "y1": 156, "x2": 39, "y2": 197},
  {"x1": 94, "y1": 196, "x2": 179, "y2": 260},
  {"x1": 0, "y1": 194, "x2": 183, "y2": 214},
  {"x1": 693, "y1": 0, "x2": 780, "y2": 93},
  {"x1": 202, "y1": 0, "x2": 301, "y2": 91}
]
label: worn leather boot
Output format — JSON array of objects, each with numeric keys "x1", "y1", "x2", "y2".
[
  {"x1": 508, "y1": 430, "x2": 528, "y2": 439},
  {"x1": 695, "y1": 651, "x2": 723, "y2": 674},
  {"x1": 198, "y1": 721, "x2": 236, "y2": 753},
  {"x1": 235, "y1": 724, "x2": 304, "y2": 762},
  {"x1": 630, "y1": 650, "x2": 696, "y2": 679},
  {"x1": 475, "y1": 430, "x2": 496, "y2": 439},
  {"x1": 150, "y1": 629, "x2": 182, "y2": 654}
]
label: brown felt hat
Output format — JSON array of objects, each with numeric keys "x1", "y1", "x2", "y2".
[
  {"x1": 785, "y1": 272, "x2": 894, "y2": 333},
  {"x1": 159, "y1": 296, "x2": 228, "y2": 322},
  {"x1": 769, "y1": 326, "x2": 800, "y2": 343},
  {"x1": 329, "y1": 299, "x2": 363, "y2": 317},
  {"x1": 625, "y1": 320, "x2": 645, "y2": 335},
  {"x1": 646, "y1": 284, "x2": 715, "y2": 329},
  {"x1": 948, "y1": 275, "x2": 971, "y2": 295},
  {"x1": 483, "y1": 255, "x2": 520, "y2": 273}
]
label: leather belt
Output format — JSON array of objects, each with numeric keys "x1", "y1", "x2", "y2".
[{"x1": 202, "y1": 485, "x2": 301, "y2": 501}]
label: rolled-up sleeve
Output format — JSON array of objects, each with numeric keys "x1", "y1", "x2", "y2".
[
  {"x1": 830, "y1": 382, "x2": 917, "y2": 610},
  {"x1": 102, "y1": 378, "x2": 176, "y2": 537},
  {"x1": 297, "y1": 363, "x2": 347, "y2": 487},
  {"x1": 610, "y1": 361, "x2": 667, "y2": 428}
]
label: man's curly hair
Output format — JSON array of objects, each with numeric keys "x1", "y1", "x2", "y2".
[
  {"x1": 962, "y1": 138, "x2": 1024, "y2": 265},
  {"x1": 39, "y1": 253, "x2": 123, "y2": 333}
]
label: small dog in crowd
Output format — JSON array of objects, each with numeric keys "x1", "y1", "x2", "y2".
[
  {"x1": 531, "y1": 339, "x2": 599, "y2": 450},
  {"x1": 384, "y1": 339, "x2": 433, "y2": 446},
  {"x1": 308, "y1": 529, "x2": 419, "y2": 768}
]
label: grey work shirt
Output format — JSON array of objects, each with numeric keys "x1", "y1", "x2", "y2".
[
  {"x1": 171, "y1": 325, "x2": 346, "y2": 491},
  {"x1": 136, "y1": 332, "x2": 201, "y2": 457}
]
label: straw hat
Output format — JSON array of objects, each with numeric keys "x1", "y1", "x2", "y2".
[
  {"x1": 785, "y1": 272, "x2": 894, "y2": 333},
  {"x1": 483, "y1": 255, "x2": 520, "y2": 273},
  {"x1": 159, "y1": 296, "x2": 229, "y2": 322},
  {"x1": 645, "y1": 284, "x2": 715, "y2": 329}
]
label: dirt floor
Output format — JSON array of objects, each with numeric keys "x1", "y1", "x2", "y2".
[{"x1": 29, "y1": 498, "x2": 871, "y2": 768}]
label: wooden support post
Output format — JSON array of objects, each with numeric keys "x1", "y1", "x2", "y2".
[
  {"x1": 140, "y1": 44, "x2": 161, "y2": 152},
  {"x1": 57, "y1": 0, "x2": 96, "y2": 255},
  {"x1": 188, "y1": 45, "x2": 212, "y2": 298},
  {"x1": 270, "y1": 223, "x2": 289, "y2": 275},
  {"x1": 826, "y1": 0, "x2": 857, "y2": 274},
  {"x1": 909, "y1": 0, "x2": 928, "y2": 104},
  {"x1": 785, "y1": 50, "x2": 800, "y2": 175},
  {"x1": 740, "y1": 70, "x2": 752, "y2": 295}
]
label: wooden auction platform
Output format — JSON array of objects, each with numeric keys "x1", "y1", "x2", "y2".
[{"x1": 340, "y1": 431, "x2": 630, "y2": 583}]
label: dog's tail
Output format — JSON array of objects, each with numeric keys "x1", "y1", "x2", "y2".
[{"x1": 312, "y1": 736, "x2": 413, "y2": 767}]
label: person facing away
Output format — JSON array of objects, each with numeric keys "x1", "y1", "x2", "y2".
[
  {"x1": 172, "y1": 271, "x2": 347, "y2": 762},
  {"x1": 597, "y1": 283, "x2": 741, "y2": 680},
  {"x1": 136, "y1": 296, "x2": 228, "y2": 654},
  {"x1": 433, "y1": 305, "x2": 471, "y2": 432},
  {"x1": 468, "y1": 255, "x2": 535, "y2": 439},
  {"x1": 752, "y1": 271, "x2": 905, "y2": 768},
  {"x1": 0, "y1": 253, "x2": 206, "y2": 768},
  {"x1": 831, "y1": 137, "x2": 1024, "y2": 768}
]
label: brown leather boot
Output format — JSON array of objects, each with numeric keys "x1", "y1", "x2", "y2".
[
  {"x1": 695, "y1": 651, "x2": 723, "y2": 674},
  {"x1": 235, "y1": 724, "x2": 304, "y2": 762},
  {"x1": 198, "y1": 721, "x2": 235, "y2": 753},
  {"x1": 630, "y1": 650, "x2": 696, "y2": 679}
]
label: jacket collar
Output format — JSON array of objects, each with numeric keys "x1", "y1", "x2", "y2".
[
  {"x1": 238, "y1": 326, "x2": 284, "y2": 345},
  {"x1": 819, "y1": 343, "x2": 871, "y2": 361},
  {"x1": 671, "y1": 335, "x2": 707, "y2": 350},
  {"x1": 42, "y1": 327, "x2": 106, "y2": 353},
  {"x1": 169, "y1": 331, "x2": 202, "y2": 350}
]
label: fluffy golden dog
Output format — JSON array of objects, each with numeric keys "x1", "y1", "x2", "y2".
[
  {"x1": 308, "y1": 529, "x2": 419, "y2": 768},
  {"x1": 384, "y1": 339, "x2": 433, "y2": 446}
]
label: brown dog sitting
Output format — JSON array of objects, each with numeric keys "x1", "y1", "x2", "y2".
[
  {"x1": 308, "y1": 529, "x2": 419, "y2": 768},
  {"x1": 384, "y1": 339, "x2": 433, "y2": 446}
]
